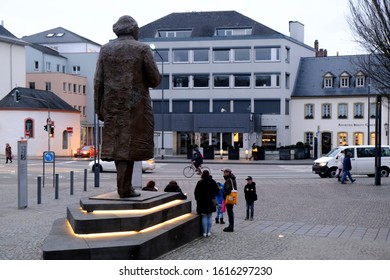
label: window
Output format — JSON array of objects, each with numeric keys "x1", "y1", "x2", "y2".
[
  {"x1": 56, "y1": 64, "x2": 60, "y2": 72},
  {"x1": 193, "y1": 74, "x2": 209, "y2": 88},
  {"x1": 354, "y1": 103, "x2": 364, "y2": 118},
  {"x1": 255, "y1": 73, "x2": 280, "y2": 88},
  {"x1": 46, "y1": 62, "x2": 51, "y2": 72},
  {"x1": 213, "y1": 75, "x2": 230, "y2": 88},
  {"x1": 323, "y1": 73, "x2": 334, "y2": 88},
  {"x1": 354, "y1": 132, "x2": 364, "y2": 145},
  {"x1": 338, "y1": 103, "x2": 348, "y2": 118},
  {"x1": 62, "y1": 130, "x2": 69, "y2": 149},
  {"x1": 68, "y1": 83, "x2": 71, "y2": 92},
  {"x1": 72, "y1": 66, "x2": 81, "y2": 74},
  {"x1": 370, "y1": 102, "x2": 376, "y2": 118},
  {"x1": 25, "y1": 119, "x2": 34, "y2": 138},
  {"x1": 156, "y1": 30, "x2": 192, "y2": 38},
  {"x1": 153, "y1": 50, "x2": 169, "y2": 63},
  {"x1": 285, "y1": 99, "x2": 290, "y2": 115},
  {"x1": 173, "y1": 50, "x2": 189, "y2": 63},
  {"x1": 83, "y1": 106, "x2": 86, "y2": 116},
  {"x1": 254, "y1": 47, "x2": 280, "y2": 61},
  {"x1": 63, "y1": 82, "x2": 67, "y2": 92},
  {"x1": 340, "y1": 72, "x2": 350, "y2": 88},
  {"x1": 34, "y1": 61, "x2": 39, "y2": 70},
  {"x1": 83, "y1": 85, "x2": 86, "y2": 94},
  {"x1": 285, "y1": 73, "x2": 290, "y2": 89},
  {"x1": 29, "y1": 82, "x2": 35, "y2": 89},
  {"x1": 215, "y1": 28, "x2": 252, "y2": 36},
  {"x1": 45, "y1": 82, "x2": 51, "y2": 91},
  {"x1": 305, "y1": 104, "x2": 314, "y2": 119},
  {"x1": 305, "y1": 132, "x2": 314, "y2": 145},
  {"x1": 193, "y1": 49, "x2": 209, "y2": 62},
  {"x1": 173, "y1": 75, "x2": 189, "y2": 88},
  {"x1": 233, "y1": 48, "x2": 250, "y2": 62},
  {"x1": 213, "y1": 49, "x2": 230, "y2": 62},
  {"x1": 78, "y1": 85, "x2": 81, "y2": 93},
  {"x1": 356, "y1": 73, "x2": 365, "y2": 87},
  {"x1": 73, "y1": 84, "x2": 77, "y2": 93},
  {"x1": 285, "y1": 47, "x2": 290, "y2": 63},
  {"x1": 338, "y1": 132, "x2": 347, "y2": 146},
  {"x1": 234, "y1": 74, "x2": 250, "y2": 88},
  {"x1": 322, "y1": 104, "x2": 331, "y2": 119}
]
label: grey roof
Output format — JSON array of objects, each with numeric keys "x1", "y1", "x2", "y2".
[
  {"x1": 0, "y1": 25, "x2": 17, "y2": 38},
  {"x1": 22, "y1": 27, "x2": 101, "y2": 46},
  {"x1": 139, "y1": 11, "x2": 282, "y2": 39},
  {"x1": 28, "y1": 43, "x2": 66, "y2": 58},
  {"x1": 0, "y1": 25, "x2": 28, "y2": 46},
  {"x1": 0, "y1": 87, "x2": 79, "y2": 112},
  {"x1": 292, "y1": 55, "x2": 376, "y2": 98}
]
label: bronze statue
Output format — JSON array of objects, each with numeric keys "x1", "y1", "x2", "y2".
[{"x1": 94, "y1": 15, "x2": 161, "y2": 198}]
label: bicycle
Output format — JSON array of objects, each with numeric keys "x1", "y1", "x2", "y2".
[{"x1": 183, "y1": 163, "x2": 210, "y2": 178}]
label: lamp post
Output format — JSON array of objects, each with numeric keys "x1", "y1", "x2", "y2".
[
  {"x1": 150, "y1": 44, "x2": 165, "y2": 159},
  {"x1": 367, "y1": 53, "x2": 372, "y2": 145}
]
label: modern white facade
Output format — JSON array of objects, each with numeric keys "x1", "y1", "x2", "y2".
[{"x1": 140, "y1": 11, "x2": 315, "y2": 156}]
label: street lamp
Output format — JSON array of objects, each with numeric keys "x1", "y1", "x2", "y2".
[
  {"x1": 367, "y1": 53, "x2": 372, "y2": 145},
  {"x1": 150, "y1": 44, "x2": 165, "y2": 159}
]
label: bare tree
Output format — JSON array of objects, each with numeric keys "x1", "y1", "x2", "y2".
[{"x1": 348, "y1": 0, "x2": 390, "y2": 94}]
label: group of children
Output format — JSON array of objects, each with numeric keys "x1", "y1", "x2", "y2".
[{"x1": 215, "y1": 176, "x2": 257, "y2": 223}]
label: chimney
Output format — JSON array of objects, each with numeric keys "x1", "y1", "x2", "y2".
[{"x1": 289, "y1": 21, "x2": 304, "y2": 43}]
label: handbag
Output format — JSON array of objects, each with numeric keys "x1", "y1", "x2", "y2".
[{"x1": 225, "y1": 190, "x2": 238, "y2": 205}]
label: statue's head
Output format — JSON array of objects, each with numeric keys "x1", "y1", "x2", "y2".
[{"x1": 113, "y1": 15, "x2": 139, "y2": 40}]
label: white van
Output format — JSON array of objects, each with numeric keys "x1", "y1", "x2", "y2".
[{"x1": 312, "y1": 145, "x2": 390, "y2": 178}]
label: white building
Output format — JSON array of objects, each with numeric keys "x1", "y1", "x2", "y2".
[
  {"x1": 0, "y1": 24, "x2": 27, "y2": 99},
  {"x1": 0, "y1": 87, "x2": 80, "y2": 157},
  {"x1": 139, "y1": 11, "x2": 315, "y2": 156},
  {"x1": 291, "y1": 55, "x2": 389, "y2": 157}
]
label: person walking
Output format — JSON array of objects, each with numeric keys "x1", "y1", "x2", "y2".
[
  {"x1": 341, "y1": 152, "x2": 356, "y2": 184},
  {"x1": 335, "y1": 150, "x2": 345, "y2": 181},
  {"x1": 221, "y1": 168, "x2": 237, "y2": 232},
  {"x1": 194, "y1": 170, "x2": 220, "y2": 237},
  {"x1": 244, "y1": 176, "x2": 257, "y2": 221},
  {"x1": 5, "y1": 143, "x2": 12, "y2": 164}
]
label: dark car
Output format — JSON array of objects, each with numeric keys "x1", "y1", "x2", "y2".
[{"x1": 73, "y1": 145, "x2": 96, "y2": 158}]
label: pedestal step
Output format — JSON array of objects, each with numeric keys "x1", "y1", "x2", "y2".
[{"x1": 42, "y1": 191, "x2": 201, "y2": 259}]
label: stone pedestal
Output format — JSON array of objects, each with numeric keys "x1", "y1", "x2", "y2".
[{"x1": 42, "y1": 191, "x2": 200, "y2": 260}]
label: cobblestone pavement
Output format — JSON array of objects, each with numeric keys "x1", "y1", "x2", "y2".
[{"x1": 1, "y1": 168, "x2": 390, "y2": 260}]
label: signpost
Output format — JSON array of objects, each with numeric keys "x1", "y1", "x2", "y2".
[
  {"x1": 43, "y1": 151, "x2": 55, "y2": 188},
  {"x1": 18, "y1": 140, "x2": 28, "y2": 209}
]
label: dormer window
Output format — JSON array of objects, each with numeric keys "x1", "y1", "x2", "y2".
[
  {"x1": 215, "y1": 28, "x2": 252, "y2": 36},
  {"x1": 46, "y1": 33, "x2": 55, "y2": 37},
  {"x1": 340, "y1": 72, "x2": 351, "y2": 88},
  {"x1": 323, "y1": 72, "x2": 334, "y2": 88},
  {"x1": 355, "y1": 71, "x2": 365, "y2": 87},
  {"x1": 156, "y1": 29, "x2": 192, "y2": 38}
]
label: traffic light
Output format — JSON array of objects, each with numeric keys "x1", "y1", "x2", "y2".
[
  {"x1": 44, "y1": 125, "x2": 48, "y2": 131},
  {"x1": 49, "y1": 125, "x2": 55, "y2": 137},
  {"x1": 13, "y1": 90, "x2": 21, "y2": 102}
]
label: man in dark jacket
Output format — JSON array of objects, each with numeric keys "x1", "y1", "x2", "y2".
[
  {"x1": 244, "y1": 176, "x2": 257, "y2": 221},
  {"x1": 94, "y1": 15, "x2": 161, "y2": 198},
  {"x1": 341, "y1": 152, "x2": 356, "y2": 184},
  {"x1": 222, "y1": 168, "x2": 237, "y2": 232}
]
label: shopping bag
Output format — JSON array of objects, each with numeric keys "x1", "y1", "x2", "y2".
[{"x1": 225, "y1": 190, "x2": 237, "y2": 205}]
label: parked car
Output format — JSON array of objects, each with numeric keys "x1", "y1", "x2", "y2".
[
  {"x1": 312, "y1": 145, "x2": 390, "y2": 178},
  {"x1": 73, "y1": 145, "x2": 96, "y2": 158},
  {"x1": 89, "y1": 158, "x2": 155, "y2": 173}
]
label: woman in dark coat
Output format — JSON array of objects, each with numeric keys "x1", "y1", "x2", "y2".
[
  {"x1": 94, "y1": 15, "x2": 161, "y2": 198},
  {"x1": 194, "y1": 170, "x2": 220, "y2": 237}
]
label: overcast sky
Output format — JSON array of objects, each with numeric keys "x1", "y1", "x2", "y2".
[{"x1": 1, "y1": 0, "x2": 365, "y2": 56}]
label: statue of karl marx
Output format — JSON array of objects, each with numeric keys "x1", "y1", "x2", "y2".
[{"x1": 94, "y1": 15, "x2": 161, "y2": 198}]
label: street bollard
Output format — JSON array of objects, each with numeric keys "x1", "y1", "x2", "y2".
[
  {"x1": 70, "y1": 171, "x2": 74, "y2": 195},
  {"x1": 55, "y1": 174, "x2": 59, "y2": 199},
  {"x1": 84, "y1": 169, "x2": 87, "y2": 191},
  {"x1": 37, "y1": 176, "x2": 42, "y2": 204}
]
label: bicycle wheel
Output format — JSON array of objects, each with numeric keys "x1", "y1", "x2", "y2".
[{"x1": 183, "y1": 166, "x2": 195, "y2": 178}]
